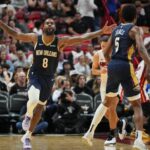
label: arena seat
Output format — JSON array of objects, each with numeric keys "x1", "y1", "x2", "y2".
[
  {"x1": 0, "y1": 93, "x2": 9, "y2": 116},
  {"x1": 9, "y1": 94, "x2": 28, "y2": 116},
  {"x1": 76, "y1": 93, "x2": 93, "y2": 115}
]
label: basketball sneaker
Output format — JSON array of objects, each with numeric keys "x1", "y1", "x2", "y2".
[
  {"x1": 117, "y1": 118, "x2": 127, "y2": 140},
  {"x1": 82, "y1": 131, "x2": 94, "y2": 146},
  {"x1": 22, "y1": 116, "x2": 31, "y2": 131},
  {"x1": 21, "y1": 135, "x2": 32, "y2": 149},
  {"x1": 104, "y1": 134, "x2": 116, "y2": 145},
  {"x1": 133, "y1": 139, "x2": 148, "y2": 150}
]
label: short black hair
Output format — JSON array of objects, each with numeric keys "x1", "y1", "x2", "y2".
[{"x1": 121, "y1": 4, "x2": 137, "y2": 22}]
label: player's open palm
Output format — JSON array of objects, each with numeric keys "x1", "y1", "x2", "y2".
[{"x1": 102, "y1": 21, "x2": 116, "y2": 35}]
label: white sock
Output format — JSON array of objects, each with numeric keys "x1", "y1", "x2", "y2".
[
  {"x1": 135, "y1": 130, "x2": 143, "y2": 141},
  {"x1": 88, "y1": 104, "x2": 108, "y2": 134},
  {"x1": 25, "y1": 131, "x2": 32, "y2": 139}
]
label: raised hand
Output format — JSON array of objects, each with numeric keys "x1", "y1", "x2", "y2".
[{"x1": 101, "y1": 21, "x2": 117, "y2": 35}]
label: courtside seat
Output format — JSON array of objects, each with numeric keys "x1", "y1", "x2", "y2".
[
  {"x1": 76, "y1": 93, "x2": 94, "y2": 116},
  {"x1": 0, "y1": 93, "x2": 9, "y2": 116},
  {"x1": 9, "y1": 94, "x2": 28, "y2": 117}
]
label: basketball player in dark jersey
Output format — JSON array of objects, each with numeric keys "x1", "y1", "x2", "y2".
[
  {"x1": 0, "y1": 18, "x2": 115, "y2": 149},
  {"x1": 83, "y1": 4, "x2": 150, "y2": 150}
]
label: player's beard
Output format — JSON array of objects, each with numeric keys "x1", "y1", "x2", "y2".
[{"x1": 44, "y1": 28, "x2": 55, "y2": 36}]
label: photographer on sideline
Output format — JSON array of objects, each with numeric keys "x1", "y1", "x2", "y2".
[{"x1": 52, "y1": 89, "x2": 85, "y2": 133}]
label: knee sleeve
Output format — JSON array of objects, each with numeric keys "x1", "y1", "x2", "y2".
[
  {"x1": 28, "y1": 85, "x2": 40, "y2": 103},
  {"x1": 27, "y1": 85, "x2": 40, "y2": 117}
]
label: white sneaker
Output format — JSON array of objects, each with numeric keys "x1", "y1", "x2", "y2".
[
  {"x1": 21, "y1": 134, "x2": 32, "y2": 149},
  {"x1": 118, "y1": 118, "x2": 127, "y2": 140},
  {"x1": 133, "y1": 139, "x2": 148, "y2": 150},
  {"x1": 104, "y1": 135, "x2": 116, "y2": 145},
  {"x1": 82, "y1": 132, "x2": 94, "y2": 146},
  {"x1": 22, "y1": 116, "x2": 31, "y2": 131}
]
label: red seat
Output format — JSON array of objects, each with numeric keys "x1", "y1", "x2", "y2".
[{"x1": 28, "y1": 11, "x2": 41, "y2": 20}]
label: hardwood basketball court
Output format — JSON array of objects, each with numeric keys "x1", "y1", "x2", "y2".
[{"x1": 0, "y1": 134, "x2": 150, "y2": 150}]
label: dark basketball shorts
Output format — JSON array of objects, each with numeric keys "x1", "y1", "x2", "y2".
[
  {"x1": 106, "y1": 60, "x2": 140, "y2": 101},
  {"x1": 28, "y1": 71, "x2": 54, "y2": 103}
]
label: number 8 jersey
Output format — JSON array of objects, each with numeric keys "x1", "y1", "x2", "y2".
[
  {"x1": 31, "y1": 35, "x2": 60, "y2": 76},
  {"x1": 111, "y1": 23, "x2": 135, "y2": 61}
]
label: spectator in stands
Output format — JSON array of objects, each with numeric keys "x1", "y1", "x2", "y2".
[
  {"x1": 9, "y1": 71, "x2": 27, "y2": 95},
  {"x1": 13, "y1": 50, "x2": 29, "y2": 68},
  {"x1": 69, "y1": 70, "x2": 80, "y2": 87},
  {"x1": 61, "y1": 0, "x2": 76, "y2": 17},
  {"x1": 92, "y1": 76, "x2": 101, "y2": 97},
  {"x1": 93, "y1": 0, "x2": 105, "y2": 30},
  {"x1": 47, "y1": 0, "x2": 63, "y2": 17},
  {"x1": 0, "y1": 49, "x2": 14, "y2": 73},
  {"x1": 27, "y1": 0, "x2": 37, "y2": 11},
  {"x1": 56, "y1": 52, "x2": 67, "y2": 74},
  {"x1": 7, "y1": 66, "x2": 24, "y2": 90},
  {"x1": 33, "y1": 20, "x2": 42, "y2": 35},
  {"x1": 16, "y1": 105, "x2": 48, "y2": 134},
  {"x1": 77, "y1": 0, "x2": 97, "y2": 32},
  {"x1": 85, "y1": 44, "x2": 95, "y2": 67},
  {"x1": 11, "y1": 0, "x2": 27, "y2": 9},
  {"x1": 8, "y1": 19, "x2": 21, "y2": 33},
  {"x1": 8, "y1": 43, "x2": 18, "y2": 62},
  {"x1": 74, "y1": 55, "x2": 91, "y2": 76},
  {"x1": 52, "y1": 75, "x2": 66, "y2": 103},
  {"x1": 0, "y1": 65, "x2": 8, "y2": 91},
  {"x1": 72, "y1": 74, "x2": 94, "y2": 97},
  {"x1": 0, "y1": 63, "x2": 12, "y2": 84},
  {"x1": 68, "y1": 12, "x2": 90, "y2": 35},
  {"x1": 0, "y1": 80, "x2": 7, "y2": 92},
  {"x1": 52, "y1": 78, "x2": 72, "y2": 103},
  {"x1": 58, "y1": 61, "x2": 71, "y2": 78},
  {"x1": 135, "y1": 1, "x2": 148, "y2": 26},
  {"x1": 68, "y1": 45, "x2": 84, "y2": 69},
  {"x1": 52, "y1": 89, "x2": 84, "y2": 133},
  {"x1": 55, "y1": 16, "x2": 68, "y2": 34},
  {"x1": 107, "y1": 0, "x2": 120, "y2": 22}
]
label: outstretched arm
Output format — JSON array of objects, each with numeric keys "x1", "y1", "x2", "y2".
[
  {"x1": 58, "y1": 22, "x2": 116, "y2": 51},
  {"x1": 0, "y1": 20, "x2": 37, "y2": 44}
]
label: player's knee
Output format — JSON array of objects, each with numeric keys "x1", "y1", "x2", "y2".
[{"x1": 28, "y1": 85, "x2": 40, "y2": 103}]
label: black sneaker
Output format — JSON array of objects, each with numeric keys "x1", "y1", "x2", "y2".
[
  {"x1": 104, "y1": 134, "x2": 116, "y2": 145},
  {"x1": 117, "y1": 118, "x2": 127, "y2": 140}
]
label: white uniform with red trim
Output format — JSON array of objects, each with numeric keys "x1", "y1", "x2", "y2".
[{"x1": 135, "y1": 60, "x2": 149, "y2": 103}]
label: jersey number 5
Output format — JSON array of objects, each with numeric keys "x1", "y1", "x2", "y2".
[
  {"x1": 115, "y1": 37, "x2": 120, "y2": 53},
  {"x1": 42, "y1": 58, "x2": 48, "y2": 68}
]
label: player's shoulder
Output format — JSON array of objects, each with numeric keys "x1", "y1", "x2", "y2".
[{"x1": 129, "y1": 25, "x2": 140, "y2": 33}]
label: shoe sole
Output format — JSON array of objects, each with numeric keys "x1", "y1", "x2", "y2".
[
  {"x1": 23, "y1": 147, "x2": 32, "y2": 150},
  {"x1": 82, "y1": 137, "x2": 93, "y2": 146},
  {"x1": 104, "y1": 143, "x2": 116, "y2": 146}
]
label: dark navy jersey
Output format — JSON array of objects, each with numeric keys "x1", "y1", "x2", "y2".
[
  {"x1": 31, "y1": 35, "x2": 60, "y2": 76},
  {"x1": 111, "y1": 23, "x2": 136, "y2": 61}
]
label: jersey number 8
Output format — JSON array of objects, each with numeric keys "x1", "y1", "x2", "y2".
[{"x1": 42, "y1": 58, "x2": 48, "y2": 68}]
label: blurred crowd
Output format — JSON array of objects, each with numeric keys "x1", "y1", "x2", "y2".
[{"x1": 0, "y1": 0, "x2": 150, "y2": 136}]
